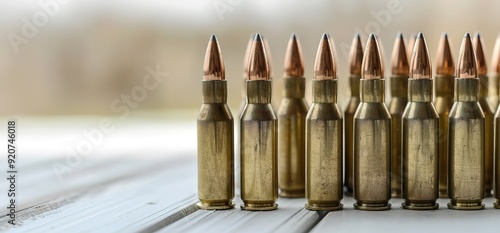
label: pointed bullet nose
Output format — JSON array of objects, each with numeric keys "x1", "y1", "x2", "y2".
[
  {"x1": 243, "y1": 35, "x2": 254, "y2": 73},
  {"x1": 203, "y1": 35, "x2": 225, "y2": 81},
  {"x1": 409, "y1": 33, "x2": 431, "y2": 79},
  {"x1": 362, "y1": 34, "x2": 384, "y2": 80},
  {"x1": 456, "y1": 33, "x2": 477, "y2": 79},
  {"x1": 491, "y1": 33, "x2": 500, "y2": 74},
  {"x1": 284, "y1": 33, "x2": 304, "y2": 77},
  {"x1": 349, "y1": 33, "x2": 364, "y2": 76},
  {"x1": 391, "y1": 32, "x2": 409, "y2": 76},
  {"x1": 314, "y1": 33, "x2": 336, "y2": 80},
  {"x1": 436, "y1": 32, "x2": 455, "y2": 76},
  {"x1": 247, "y1": 33, "x2": 270, "y2": 80},
  {"x1": 473, "y1": 32, "x2": 487, "y2": 76}
]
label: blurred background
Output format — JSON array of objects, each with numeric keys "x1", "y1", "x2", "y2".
[{"x1": 1, "y1": 0, "x2": 498, "y2": 116}]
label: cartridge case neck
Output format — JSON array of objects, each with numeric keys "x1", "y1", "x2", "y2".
[
  {"x1": 478, "y1": 75, "x2": 489, "y2": 98},
  {"x1": 408, "y1": 79, "x2": 433, "y2": 102},
  {"x1": 283, "y1": 76, "x2": 306, "y2": 99},
  {"x1": 349, "y1": 76, "x2": 361, "y2": 97},
  {"x1": 454, "y1": 78, "x2": 479, "y2": 102},
  {"x1": 246, "y1": 80, "x2": 272, "y2": 104},
  {"x1": 312, "y1": 79, "x2": 337, "y2": 103},
  {"x1": 202, "y1": 80, "x2": 227, "y2": 104},
  {"x1": 360, "y1": 79, "x2": 385, "y2": 103},
  {"x1": 391, "y1": 76, "x2": 408, "y2": 98},
  {"x1": 435, "y1": 75, "x2": 454, "y2": 98}
]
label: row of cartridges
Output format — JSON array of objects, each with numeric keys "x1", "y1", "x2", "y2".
[{"x1": 197, "y1": 31, "x2": 500, "y2": 211}]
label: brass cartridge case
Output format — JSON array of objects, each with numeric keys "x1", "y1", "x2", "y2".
[
  {"x1": 434, "y1": 74, "x2": 454, "y2": 197},
  {"x1": 305, "y1": 79, "x2": 343, "y2": 211},
  {"x1": 240, "y1": 80, "x2": 278, "y2": 211},
  {"x1": 495, "y1": 100, "x2": 500, "y2": 209},
  {"x1": 344, "y1": 75, "x2": 360, "y2": 196},
  {"x1": 402, "y1": 79, "x2": 439, "y2": 210},
  {"x1": 448, "y1": 78, "x2": 485, "y2": 210},
  {"x1": 353, "y1": 79, "x2": 392, "y2": 210},
  {"x1": 479, "y1": 75, "x2": 494, "y2": 197},
  {"x1": 389, "y1": 76, "x2": 408, "y2": 198},
  {"x1": 197, "y1": 80, "x2": 234, "y2": 210},
  {"x1": 277, "y1": 77, "x2": 308, "y2": 197}
]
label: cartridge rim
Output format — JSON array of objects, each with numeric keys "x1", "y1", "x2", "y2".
[
  {"x1": 402, "y1": 202, "x2": 438, "y2": 210},
  {"x1": 447, "y1": 201, "x2": 484, "y2": 210},
  {"x1": 240, "y1": 203, "x2": 278, "y2": 211},
  {"x1": 197, "y1": 201, "x2": 235, "y2": 210},
  {"x1": 353, "y1": 202, "x2": 391, "y2": 211},
  {"x1": 494, "y1": 201, "x2": 500, "y2": 209},
  {"x1": 305, "y1": 203, "x2": 343, "y2": 211}
]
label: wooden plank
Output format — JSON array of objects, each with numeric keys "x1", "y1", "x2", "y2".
[
  {"x1": 310, "y1": 197, "x2": 500, "y2": 233},
  {"x1": 158, "y1": 198, "x2": 325, "y2": 233},
  {"x1": 1, "y1": 156, "x2": 199, "y2": 232}
]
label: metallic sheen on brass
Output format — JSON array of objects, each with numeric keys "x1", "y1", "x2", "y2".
[
  {"x1": 402, "y1": 79, "x2": 439, "y2": 210},
  {"x1": 240, "y1": 80, "x2": 278, "y2": 211},
  {"x1": 354, "y1": 79, "x2": 392, "y2": 210},
  {"x1": 278, "y1": 76, "x2": 308, "y2": 197},
  {"x1": 278, "y1": 34, "x2": 308, "y2": 197},
  {"x1": 344, "y1": 34, "x2": 363, "y2": 196},
  {"x1": 448, "y1": 78, "x2": 485, "y2": 210},
  {"x1": 474, "y1": 33, "x2": 494, "y2": 197},
  {"x1": 197, "y1": 80, "x2": 234, "y2": 210},
  {"x1": 435, "y1": 33, "x2": 455, "y2": 197},
  {"x1": 305, "y1": 80, "x2": 343, "y2": 210}
]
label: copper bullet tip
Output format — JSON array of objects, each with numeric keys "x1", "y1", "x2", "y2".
[
  {"x1": 491, "y1": 33, "x2": 500, "y2": 74},
  {"x1": 391, "y1": 32, "x2": 409, "y2": 76},
  {"x1": 243, "y1": 35, "x2": 253, "y2": 74},
  {"x1": 409, "y1": 33, "x2": 431, "y2": 79},
  {"x1": 473, "y1": 32, "x2": 487, "y2": 76},
  {"x1": 436, "y1": 33, "x2": 455, "y2": 76},
  {"x1": 361, "y1": 33, "x2": 384, "y2": 80},
  {"x1": 406, "y1": 33, "x2": 417, "y2": 61},
  {"x1": 314, "y1": 33, "x2": 336, "y2": 80},
  {"x1": 284, "y1": 33, "x2": 305, "y2": 77},
  {"x1": 247, "y1": 33, "x2": 270, "y2": 80},
  {"x1": 203, "y1": 35, "x2": 225, "y2": 81},
  {"x1": 456, "y1": 33, "x2": 477, "y2": 79},
  {"x1": 349, "y1": 33, "x2": 364, "y2": 76}
]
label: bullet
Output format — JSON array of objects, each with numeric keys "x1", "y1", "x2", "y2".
[
  {"x1": 406, "y1": 33, "x2": 417, "y2": 62},
  {"x1": 277, "y1": 34, "x2": 309, "y2": 197},
  {"x1": 473, "y1": 33, "x2": 494, "y2": 197},
  {"x1": 353, "y1": 34, "x2": 392, "y2": 211},
  {"x1": 197, "y1": 35, "x2": 234, "y2": 210},
  {"x1": 240, "y1": 33, "x2": 278, "y2": 211},
  {"x1": 344, "y1": 33, "x2": 363, "y2": 196},
  {"x1": 305, "y1": 34, "x2": 343, "y2": 211},
  {"x1": 389, "y1": 32, "x2": 409, "y2": 198},
  {"x1": 401, "y1": 33, "x2": 439, "y2": 210},
  {"x1": 238, "y1": 35, "x2": 254, "y2": 117},
  {"x1": 448, "y1": 33, "x2": 485, "y2": 210},
  {"x1": 434, "y1": 33, "x2": 455, "y2": 197},
  {"x1": 491, "y1": 34, "x2": 500, "y2": 107}
]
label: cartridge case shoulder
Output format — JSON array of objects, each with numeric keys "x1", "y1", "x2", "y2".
[
  {"x1": 306, "y1": 103, "x2": 343, "y2": 121},
  {"x1": 198, "y1": 104, "x2": 233, "y2": 121},
  {"x1": 277, "y1": 99, "x2": 308, "y2": 116},
  {"x1": 402, "y1": 102, "x2": 439, "y2": 119},
  {"x1": 354, "y1": 102, "x2": 391, "y2": 120},
  {"x1": 449, "y1": 102, "x2": 485, "y2": 119},
  {"x1": 241, "y1": 104, "x2": 276, "y2": 121}
]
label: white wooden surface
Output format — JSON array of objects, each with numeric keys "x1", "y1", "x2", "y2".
[{"x1": 0, "y1": 116, "x2": 499, "y2": 233}]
